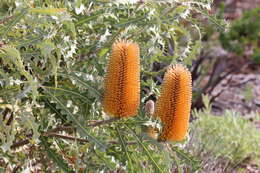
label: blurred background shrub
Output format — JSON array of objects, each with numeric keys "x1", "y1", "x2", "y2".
[
  {"x1": 220, "y1": 6, "x2": 260, "y2": 64},
  {"x1": 188, "y1": 96, "x2": 260, "y2": 172}
]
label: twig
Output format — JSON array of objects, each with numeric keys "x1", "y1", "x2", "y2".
[
  {"x1": 48, "y1": 125, "x2": 75, "y2": 133},
  {"x1": 11, "y1": 139, "x2": 30, "y2": 149}
]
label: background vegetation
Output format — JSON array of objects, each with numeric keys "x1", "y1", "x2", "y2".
[{"x1": 0, "y1": 0, "x2": 259, "y2": 172}]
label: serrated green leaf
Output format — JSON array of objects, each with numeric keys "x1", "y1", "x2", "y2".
[
  {"x1": 43, "y1": 86, "x2": 91, "y2": 103},
  {"x1": 65, "y1": 73, "x2": 101, "y2": 99},
  {"x1": 44, "y1": 89, "x2": 107, "y2": 150},
  {"x1": 20, "y1": 108, "x2": 40, "y2": 140},
  {"x1": 0, "y1": 46, "x2": 38, "y2": 102},
  {"x1": 0, "y1": 9, "x2": 28, "y2": 38},
  {"x1": 41, "y1": 137, "x2": 74, "y2": 173}
]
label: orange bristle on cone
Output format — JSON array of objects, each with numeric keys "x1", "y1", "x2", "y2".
[
  {"x1": 154, "y1": 64, "x2": 192, "y2": 142},
  {"x1": 102, "y1": 40, "x2": 140, "y2": 118}
]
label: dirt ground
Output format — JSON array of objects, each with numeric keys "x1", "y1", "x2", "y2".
[{"x1": 212, "y1": 65, "x2": 260, "y2": 116}]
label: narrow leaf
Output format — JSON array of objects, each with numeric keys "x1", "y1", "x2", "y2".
[
  {"x1": 0, "y1": 9, "x2": 28, "y2": 38},
  {"x1": 29, "y1": 8, "x2": 66, "y2": 15},
  {"x1": 41, "y1": 137, "x2": 74, "y2": 173},
  {"x1": 64, "y1": 73, "x2": 101, "y2": 98},
  {"x1": 44, "y1": 89, "x2": 107, "y2": 150},
  {"x1": 43, "y1": 86, "x2": 91, "y2": 103},
  {"x1": 115, "y1": 126, "x2": 133, "y2": 172},
  {"x1": 125, "y1": 125, "x2": 164, "y2": 173}
]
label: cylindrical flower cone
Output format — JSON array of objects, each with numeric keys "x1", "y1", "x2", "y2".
[
  {"x1": 102, "y1": 40, "x2": 140, "y2": 118},
  {"x1": 154, "y1": 64, "x2": 192, "y2": 141}
]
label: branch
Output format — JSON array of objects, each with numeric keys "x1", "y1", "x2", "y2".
[
  {"x1": 207, "y1": 67, "x2": 235, "y2": 94},
  {"x1": 191, "y1": 56, "x2": 205, "y2": 83},
  {"x1": 201, "y1": 58, "x2": 222, "y2": 93},
  {"x1": 210, "y1": 88, "x2": 225, "y2": 103},
  {"x1": 11, "y1": 139, "x2": 30, "y2": 149},
  {"x1": 11, "y1": 130, "x2": 150, "y2": 150},
  {"x1": 10, "y1": 118, "x2": 125, "y2": 150},
  {"x1": 48, "y1": 125, "x2": 75, "y2": 133}
]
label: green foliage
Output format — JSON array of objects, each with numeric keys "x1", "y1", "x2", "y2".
[
  {"x1": 220, "y1": 6, "x2": 260, "y2": 63},
  {"x1": 189, "y1": 98, "x2": 260, "y2": 172},
  {"x1": 252, "y1": 48, "x2": 260, "y2": 64},
  {"x1": 0, "y1": 0, "x2": 218, "y2": 172},
  {"x1": 41, "y1": 136, "x2": 74, "y2": 173}
]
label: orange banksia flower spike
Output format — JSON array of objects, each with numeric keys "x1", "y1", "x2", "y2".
[
  {"x1": 102, "y1": 40, "x2": 140, "y2": 118},
  {"x1": 154, "y1": 64, "x2": 192, "y2": 142}
]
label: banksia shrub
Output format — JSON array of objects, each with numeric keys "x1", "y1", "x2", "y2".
[
  {"x1": 102, "y1": 40, "x2": 140, "y2": 118},
  {"x1": 154, "y1": 64, "x2": 192, "y2": 142}
]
